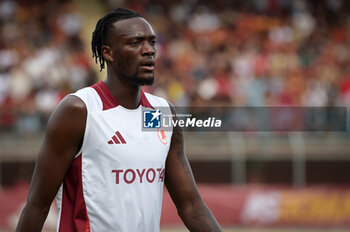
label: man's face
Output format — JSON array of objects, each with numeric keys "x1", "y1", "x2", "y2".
[{"x1": 105, "y1": 17, "x2": 157, "y2": 86}]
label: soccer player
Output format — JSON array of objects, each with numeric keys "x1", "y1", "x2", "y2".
[{"x1": 16, "y1": 8, "x2": 222, "y2": 232}]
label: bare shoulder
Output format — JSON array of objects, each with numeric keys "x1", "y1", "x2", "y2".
[
  {"x1": 48, "y1": 95, "x2": 86, "y2": 126},
  {"x1": 54, "y1": 95, "x2": 86, "y2": 115},
  {"x1": 43, "y1": 94, "x2": 87, "y2": 151}
]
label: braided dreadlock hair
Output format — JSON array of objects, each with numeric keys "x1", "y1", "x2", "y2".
[{"x1": 91, "y1": 8, "x2": 141, "y2": 71}]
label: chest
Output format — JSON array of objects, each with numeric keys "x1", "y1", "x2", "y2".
[{"x1": 84, "y1": 107, "x2": 171, "y2": 166}]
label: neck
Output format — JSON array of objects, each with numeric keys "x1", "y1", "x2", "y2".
[{"x1": 104, "y1": 70, "x2": 141, "y2": 109}]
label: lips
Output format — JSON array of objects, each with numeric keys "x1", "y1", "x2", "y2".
[
  {"x1": 140, "y1": 60, "x2": 155, "y2": 71},
  {"x1": 141, "y1": 66, "x2": 154, "y2": 71}
]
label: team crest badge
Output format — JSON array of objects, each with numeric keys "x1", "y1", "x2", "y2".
[{"x1": 157, "y1": 128, "x2": 167, "y2": 145}]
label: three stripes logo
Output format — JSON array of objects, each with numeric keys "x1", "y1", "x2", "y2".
[{"x1": 108, "y1": 131, "x2": 127, "y2": 144}]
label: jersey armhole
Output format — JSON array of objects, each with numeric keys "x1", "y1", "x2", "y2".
[{"x1": 67, "y1": 94, "x2": 89, "y2": 159}]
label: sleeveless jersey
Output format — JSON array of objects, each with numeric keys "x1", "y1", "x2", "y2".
[{"x1": 55, "y1": 81, "x2": 173, "y2": 232}]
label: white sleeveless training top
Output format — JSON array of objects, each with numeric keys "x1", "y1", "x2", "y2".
[{"x1": 55, "y1": 81, "x2": 173, "y2": 232}]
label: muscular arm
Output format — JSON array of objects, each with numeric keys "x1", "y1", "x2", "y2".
[
  {"x1": 165, "y1": 104, "x2": 222, "y2": 232},
  {"x1": 16, "y1": 95, "x2": 86, "y2": 231}
]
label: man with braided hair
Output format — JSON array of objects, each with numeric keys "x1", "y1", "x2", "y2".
[{"x1": 16, "y1": 8, "x2": 222, "y2": 232}]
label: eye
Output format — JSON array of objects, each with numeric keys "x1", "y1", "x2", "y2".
[
  {"x1": 150, "y1": 40, "x2": 157, "y2": 46},
  {"x1": 131, "y1": 41, "x2": 140, "y2": 46}
]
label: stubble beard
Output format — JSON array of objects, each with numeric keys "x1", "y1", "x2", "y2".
[
  {"x1": 119, "y1": 69, "x2": 154, "y2": 86},
  {"x1": 132, "y1": 73, "x2": 154, "y2": 86}
]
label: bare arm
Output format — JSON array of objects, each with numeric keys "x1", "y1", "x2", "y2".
[
  {"x1": 16, "y1": 95, "x2": 86, "y2": 231},
  {"x1": 165, "y1": 103, "x2": 222, "y2": 232}
]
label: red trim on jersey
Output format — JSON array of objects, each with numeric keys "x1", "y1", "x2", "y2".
[
  {"x1": 91, "y1": 81, "x2": 154, "y2": 110},
  {"x1": 59, "y1": 154, "x2": 91, "y2": 232},
  {"x1": 140, "y1": 90, "x2": 154, "y2": 108},
  {"x1": 91, "y1": 81, "x2": 119, "y2": 110}
]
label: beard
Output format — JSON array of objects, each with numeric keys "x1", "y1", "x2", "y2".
[
  {"x1": 130, "y1": 74, "x2": 154, "y2": 86},
  {"x1": 116, "y1": 68, "x2": 154, "y2": 86}
]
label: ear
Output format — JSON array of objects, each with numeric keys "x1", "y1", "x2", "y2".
[{"x1": 101, "y1": 45, "x2": 114, "y2": 62}]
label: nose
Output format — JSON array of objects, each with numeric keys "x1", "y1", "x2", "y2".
[{"x1": 142, "y1": 41, "x2": 155, "y2": 56}]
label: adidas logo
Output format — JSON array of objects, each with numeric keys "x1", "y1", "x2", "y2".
[{"x1": 108, "y1": 131, "x2": 127, "y2": 144}]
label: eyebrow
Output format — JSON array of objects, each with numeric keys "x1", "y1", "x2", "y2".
[{"x1": 124, "y1": 34, "x2": 157, "y2": 40}]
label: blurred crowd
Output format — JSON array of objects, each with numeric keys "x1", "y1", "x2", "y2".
[
  {"x1": 0, "y1": 0, "x2": 97, "y2": 133},
  {"x1": 1, "y1": 0, "x2": 350, "y2": 134},
  {"x1": 125, "y1": 0, "x2": 350, "y2": 108}
]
